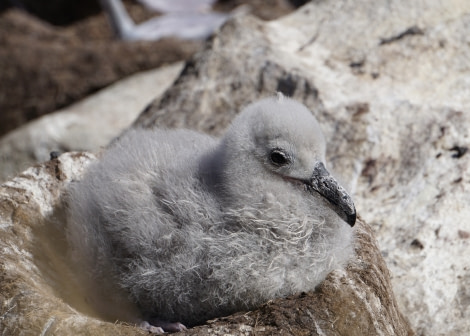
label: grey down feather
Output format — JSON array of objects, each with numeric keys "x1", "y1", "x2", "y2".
[{"x1": 66, "y1": 95, "x2": 356, "y2": 330}]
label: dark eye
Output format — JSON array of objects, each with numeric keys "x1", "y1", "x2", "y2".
[{"x1": 270, "y1": 150, "x2": 289, "y2": 166}]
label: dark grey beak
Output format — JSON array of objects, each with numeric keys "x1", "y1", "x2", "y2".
[{"x1": 307, "y1": 162, "x2": 356, "y2": 227}]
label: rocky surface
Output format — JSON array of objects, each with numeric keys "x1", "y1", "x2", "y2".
[
  {"x1": 0, "y1": 62, "x2": 183, "y2": 182},
  {"x1": 0, "y1": 7, "x2": 200, "y2": 137},
  {"x1": 0, "y1": 153, "x2": 147, "y2": 336}
]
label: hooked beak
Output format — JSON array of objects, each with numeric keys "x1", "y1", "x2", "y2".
[{"x1": 307, "y1": 162, "x2": 356, "y2": 227}]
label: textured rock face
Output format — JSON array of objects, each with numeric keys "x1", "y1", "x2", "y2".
[
  {"x1": 0, "y1": 153, "x2": 146, "y2": 336},
  {"x1": 0, "y1": 8, "x2": 200, "y2": 137},
  {"x1": 0, "y1": 63, "x2": 183, "y2": 183}
]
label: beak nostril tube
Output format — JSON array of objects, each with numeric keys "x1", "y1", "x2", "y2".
[{"x1": 308, "y1": 162, "x2": 356, "y2": 227}]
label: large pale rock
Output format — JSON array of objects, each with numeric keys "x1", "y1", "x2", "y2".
[
  {"x1": 0, "y1": 63, "x2": 183, "y2": 183},
  {"x1": 0, "y1": 8, "x2": 199, "y2": 137},
  {"x1": 137, "y1": 1, "x2": 470, "y2": 335}
]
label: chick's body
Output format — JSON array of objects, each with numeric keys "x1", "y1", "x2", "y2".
[{"x1": 67, "y1": 96, "x2": 355, "y2": 328}]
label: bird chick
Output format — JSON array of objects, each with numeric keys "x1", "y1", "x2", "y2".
[{"x1": 66, "y1": 95, "x2": 356, "y2": 333}]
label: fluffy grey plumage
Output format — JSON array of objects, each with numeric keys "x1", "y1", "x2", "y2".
[{"x1": 66, "y1": 95, "x2": 356, "y2": 332}]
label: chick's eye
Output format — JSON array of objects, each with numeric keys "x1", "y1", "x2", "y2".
[{"x1": 270, "y1": 150, "x2": 289, "y2": 166}]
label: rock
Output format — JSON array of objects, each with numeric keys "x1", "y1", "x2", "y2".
[
  {"x1": 137, "y1": 1, "x2": 470, "y2": 335},
  {"x1": 0, "y1": 153, "x2": 146, "y2": 336},
  {"x1": 134, "y1": 15, "x2": 325, "y2": 135},
  {"x1": 0, "y1": 62, "x2": 183, "y2": 183},
  {"x1": 0, "y1": 8, "x2": 201, "y2": 137},
  {"x1": 0, "y1": 153, "x2": 411, "y2": 335}
]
